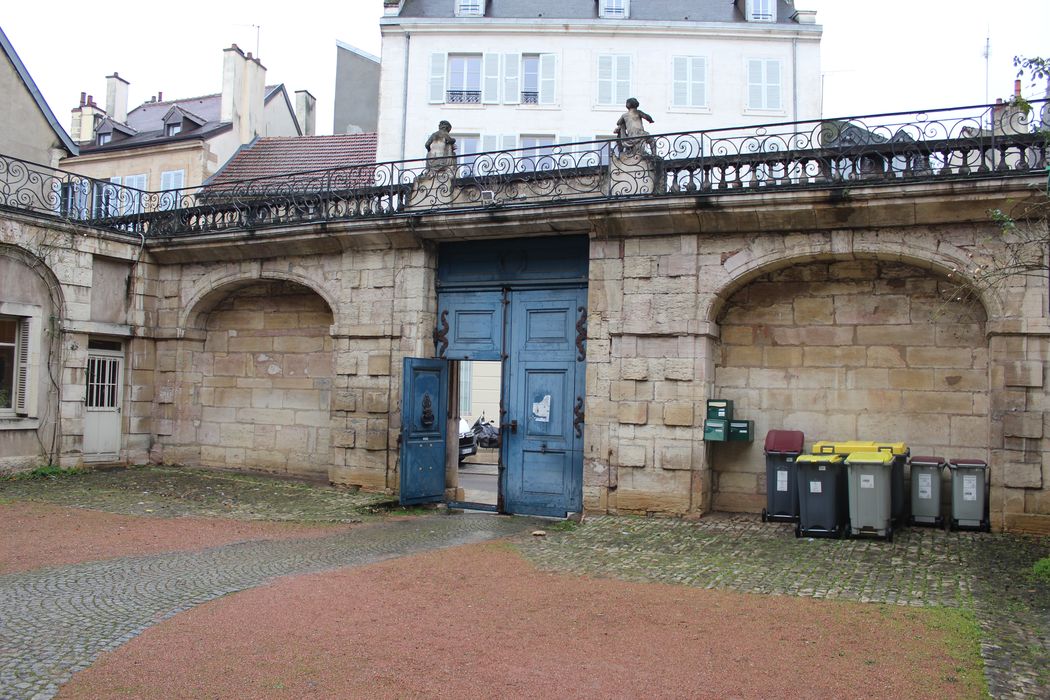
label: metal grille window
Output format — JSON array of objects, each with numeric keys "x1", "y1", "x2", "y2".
[
  {"x1": 86, "y1": 355, "x2": 121, "y2": 410},
  {"x1": 747, "y1": 59, "x2": 782, "y2": 110},
  {"x1": 447, "y1": 55, "x2": 482, "y2": 103}
]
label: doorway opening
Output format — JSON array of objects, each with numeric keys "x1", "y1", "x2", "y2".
[{"x1": 450, "y1": 360, "x2": 503, "y2": 510}]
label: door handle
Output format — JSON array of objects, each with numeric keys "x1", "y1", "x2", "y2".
[{"x1": 501, "y1": 420, "x2": 518, "y2": 434}]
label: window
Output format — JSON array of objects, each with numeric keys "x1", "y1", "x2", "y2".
[
  {"x1": 747, "y1": 59, "x2": 782, "y2": 110},
  {"x1": 0, "y1": 307, "x2": 39, "y2": 418},
  {"x1": 748, "y1": 0, "x2": 776, "y2": 22},
  {"x1": 455, "y1": 0, "x2": 484, "y2": 16},
  {"x1": 97, "y1": 133, "x2": 111, "y2": 146},
  {"x1": 447, "y1": 54, "x2": 482, "y2": 103},
  {"x1": 95, "y1": 175, "x2": 147, "y2": 217},
  {"x1": 165, "y1": 123, "x2": 182, "y2": 136},
  {"x1": 458, "y1": 362, "x2": 473, "y2": 416},
  {"x1": 159, "y1": 170, "x2": 185, "y2": 210},
  {"x1": 599, "y1": 0, "x2": 629, "y2": 18},
  {"x1": 673, "y1": 56, "x2": 708, "y2": 108},
  {"x1": 522, "y1": 55, "x2": 540, "y2": 105},
  {"x1": 597, "y1": 54, "x2": 632, "y2": 106},
  {"x1": 520, "y1": 135, "x2": 557, "y2": 171}
]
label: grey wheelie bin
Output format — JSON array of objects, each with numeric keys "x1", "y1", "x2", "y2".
[
  {"x1": 761, "y1": 430, "x2": 805, "y2": 523},
  {"x1": 845, "y1": 451, "x2": 895, "y2": 541},
  {"x1": 794, "y1": 454, "x2": 848, "y2": 538},
  {"x1": 909, "y1": 456, "x2": 946, "y2": 527},
  {"x1": 948, "y1": 458, "x2": 990, "y2": 532}
]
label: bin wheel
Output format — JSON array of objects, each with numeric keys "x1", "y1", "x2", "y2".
[
  {"x1": 981, "y1": 521, "x2": 991, "y2": 533},
  {"x1": 844, "y1": 521, "x2": 851, "y2": 539},
  {"x1": 886, "y1": 526, "x2": 893, "y2": 543},
  {"x1": 907, "y1": 515, "x2": 915, "y2": 527},
  {"x1": 794, "y1": 524, "x2": 801, "y2": 538},
  {"x1": 948, "y1": 518, "x2": 957, "y2": 532},
  {"x1": 761, "y1": 509, "x2": 767, "y2": 523}
]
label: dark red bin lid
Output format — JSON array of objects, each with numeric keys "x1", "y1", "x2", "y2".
[{"x1": 764, "y1": 429, "x2": 804, "y2": 454}]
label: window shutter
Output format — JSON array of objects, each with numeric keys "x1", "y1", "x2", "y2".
[
  {"x1": 483, "y1": 53, "x2": 501, "y2": 104},
  {"x1": 597, "y1": 55, "x2": 613, "y2": 105},
  {"x1": 503, "y1": 53, "x2": 520, "y2": 104},
  {"x1": 481, "y1": 134, "x2": 500, "y2": 152},
  {"x1": 539, "y1": 54, "x2": 557, "y2": 105},
  {"x1": 14, "y1": 318, "x2": 36, "y2": 416},
  {"x1": 766, "y1": 60, "x2": 782, "y2": 109},
  {"x1": 672, "y1": 57, "x2": 689, "y2": 107},
  {"x1": 615, "y1": 55, "x2": 631, "y2": 105},
  {"x1": 429, "y1": 53, "x2": 447, "y2": 103},
  {"x1": 692, "y1": 57, "x2": 707, "y2": 107},
  {"x1": 501, "y1": 135, "x2": 518, "y2": 150},
  {"x1": 748, "y1": 59, "x2": 764, "y2": 108}
]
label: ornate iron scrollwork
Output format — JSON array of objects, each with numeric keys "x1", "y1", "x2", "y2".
[
  {"x1": 421, "y1": 392, "x2": 435, "y2": 428},
  {"x1": 433, "y1": 310, "x2": 449, "y2": 358},
  {"x1": 575, "y1": 306, "x2": 587, "y2": 362},
  {"x1": 573, "y1": 396, "x2": 585, "y2": 438}
]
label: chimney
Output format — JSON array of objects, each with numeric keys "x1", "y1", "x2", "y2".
[
  {"x1": 106, "y1": 72, "x2": 129, "y2": 123},
  {"x1": 295, "y1": 90, "x2": 317, "y2": 136},
  {"x1": 70, "y1": 93, "x2": 105, "y2": 144},
  {"x1": 792, "y1": 9, "x2": 817, "y2": 24},
  {"x1": 221, "y1": 44, "x2": 267, "y2": 144}
]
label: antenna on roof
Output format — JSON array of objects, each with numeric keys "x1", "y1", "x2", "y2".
[
  {"x1": 233, "y1": 24, "x2": 262, "y2": 57},
  {"x1": 983, "y1": 29, "x2": 991, "y2": 104}
]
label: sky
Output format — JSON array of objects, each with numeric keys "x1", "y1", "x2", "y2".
[{"x1": 1, "y1": 0, "x2": 1047, "y2": 136}]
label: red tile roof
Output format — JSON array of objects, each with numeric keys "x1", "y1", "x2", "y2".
[{"x1": 209, "y1": 133, "x2": 378, "y2": 185}]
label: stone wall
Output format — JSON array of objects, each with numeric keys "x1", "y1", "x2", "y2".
[{"x1": 712, "y1": 260, "x2": 988, "y2": 512}]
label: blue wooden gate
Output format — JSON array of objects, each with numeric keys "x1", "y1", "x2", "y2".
[{"x1": 399, "y1": 357, "x2": 448, "y2": 506}]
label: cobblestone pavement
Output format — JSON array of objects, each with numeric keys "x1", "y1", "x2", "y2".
[
  {"x1": 520, "y1": 513, "x2": 1050, "y2": 699},
  {"x1": 0, "y1": 466, "x2": 395, "y2": 522},
  {"x1": 0, "y1": 513, "x2": 539, "y2": 700}
]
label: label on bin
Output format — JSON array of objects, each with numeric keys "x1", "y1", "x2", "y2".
[
  {"x1": 860, "y1": 474, "x2": 875, "y2": 489},
  {"x1": 963, "y1": 474, "x2": 978, "y2": 501},
  {"x1": 809, "y1": 480, "x2": 822, "y2": 494},
  {"x1": 777, "y1": 470, "x2": 788, "y2": 492},
  {"x1": 918, "y1": 473, "x2": 933, "y2": 500}
]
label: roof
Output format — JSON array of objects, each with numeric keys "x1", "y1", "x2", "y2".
[
  {"x1": 395, "y1": 0, "x2": 802, "y2": 23},
  {"x1": 0, "y1": 25, "x2": 79, "y2": 156},
  {"x1": 206, "y1": 133, "x2": 379, "y2": 186},
  {"x1": 78, "y1": 85, "x2": 297, "y2": 155}
]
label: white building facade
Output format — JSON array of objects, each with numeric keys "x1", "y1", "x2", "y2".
[{"x1": 378, "y1": 0, "x2": 822, "y2": 162}]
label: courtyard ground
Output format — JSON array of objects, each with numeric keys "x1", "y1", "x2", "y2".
[{"x1": 1, "y1": 466, "x2": 1046, "y2": 698}]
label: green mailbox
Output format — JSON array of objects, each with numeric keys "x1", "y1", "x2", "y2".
[
  {"x1": 728, "y1": 420, "x2": 754, "y2": 442},
  {"x1": 706, "y1": 399, "x2": 734, "y2": 421},
  {"x1": 704, "y1": 419, "x2": 728, "y2": 441}
]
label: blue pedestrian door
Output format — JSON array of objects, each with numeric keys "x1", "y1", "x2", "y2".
[{"x1": 399, "y1": 358, "x2": 448, "y2": 506}]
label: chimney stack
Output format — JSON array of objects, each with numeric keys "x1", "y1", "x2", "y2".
[
  {"x1": 105, "y1": 72, "x2": 129, "y2": 123},
  {"x1": 221, "y1": 44, "x2": 267, "y2": 144},
  {"x1": 295, "y1": 90, "x2": 317, "y2": 136},
  {"x1": 70, "y1": 92, "x2": 105, "y2": 144}
]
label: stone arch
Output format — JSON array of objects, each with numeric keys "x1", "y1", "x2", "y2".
[
  {"x1": 703, "y1": 236, "x2": 1000, "y2": 326},
  {"x1": 178, "y1": 267, "x2": 339, "y2": 333},
  {"x1": 0, "y1": 242, "x2": 67, "y2": 319}
]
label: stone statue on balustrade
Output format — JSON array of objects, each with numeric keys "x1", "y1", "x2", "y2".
[
  {"x1": 614, "y1": 98, "x2": 655, "y2": 157},
  {"x1": 425, "y1": 120, "x2": 457, "y2": 172}
]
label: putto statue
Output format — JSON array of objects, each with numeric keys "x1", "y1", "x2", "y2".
[
  {"x1": 614, "y1": 98, "x2": 655, "y2": 156},
  {"x1": 425, "y1": 120, "x2": 457, "y2": 170}
]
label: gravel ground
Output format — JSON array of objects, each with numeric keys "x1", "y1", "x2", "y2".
[{"x1": 57, "y1": 543, "x2": 978, "y2": 700}]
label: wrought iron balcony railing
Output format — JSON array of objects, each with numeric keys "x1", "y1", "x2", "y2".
[{"x1": 0, "y1": 100, "x2": 1046, "y2": 240}]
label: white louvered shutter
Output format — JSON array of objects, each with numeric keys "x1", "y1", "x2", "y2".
[
  {"x1": 429, "y1": 53, "x2": 447, "y2": 103},
  {"x1": 672, "y1": 57, "x2": 689, "y2": 107},
  {"x1": 748, "y1": 59, "x2": 764, "y2": 108},
  {"x1": 501, "y1": 135, "x2": 518, "y2": 150},
  {"x1": 615, "y1": 55, "x2": 631, "y2": 105},
  {"x1": 483, "y1": 53, "x2": 501, "y2": 103},
  {"x1": 503, "y1": 54, "x2": 520, "y2": 104},
  {"x1": 539, "y1": 54, "x2": 557, "y2": 105},
  {"x1": 766, "y1": 60, "x2": 782, "y2": 109},
  {"x1": 13, "y1": 320, "x2": 30, "y2": 415},
  {"x1": 597, "y1": 55, "x2": 613, "y2": 105}
]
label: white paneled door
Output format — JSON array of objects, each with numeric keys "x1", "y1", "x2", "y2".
[{"x1": 83, "y1": 350, "x2": 122, "y2": 458}]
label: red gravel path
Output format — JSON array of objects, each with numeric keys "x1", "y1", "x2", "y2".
[
  {"x1": 60, "y1": 543, "x2": 966, "y2": 699},
  {"x1": 0, "y1": 502, "x2": 353, "y2": 573}
]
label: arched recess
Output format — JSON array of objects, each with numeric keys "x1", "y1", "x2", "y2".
[
  {"x1": 708, "y1": 252, "x2": 991, "y2": 514},
  {"x1": 165, "y1": 277, "x2": 336, "y2": 481},
  {"x1": 0, "y1": 242, "x2": 68, "y2": 319},
  {"x1": 178, "y1": 268, "x2": 340, "y2": 333}
]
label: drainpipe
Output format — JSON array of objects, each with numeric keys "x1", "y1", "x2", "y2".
[
  {"x1": 792, "y1": 37, "x2": 799, "y2": 121},
  {"x1": 400, "y1": 31, "x2": 411, "y2": 160}
]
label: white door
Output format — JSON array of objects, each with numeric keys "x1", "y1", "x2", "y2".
[{"x1": 83, "y1": 350, "x2": 123, "y2": 458}]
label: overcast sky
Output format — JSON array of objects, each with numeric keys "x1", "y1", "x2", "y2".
[{"x1": 1, "y1": 0, "x2": 1047, "y2": 137}]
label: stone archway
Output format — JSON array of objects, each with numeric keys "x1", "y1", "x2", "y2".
[
  {"x1": 710, "y1": 258, "x2": 989, "y2": 513},
  {"x1": 164, "y1": 279, "x2": 335, "y2": 480}
]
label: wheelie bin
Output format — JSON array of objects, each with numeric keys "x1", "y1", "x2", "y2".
[
  {"x1": 762, "y1": 430, "x2": 805, "y2": 522},
  {"x1": 845, "y1": 451, "x2": 895, "y2": 541},
  {"x1": 794, "y1": 453, "x2": 848, "y2": 538},
  {"x1": 909, "y1": 456, "x2": 946, "y2": 527},
  {"x1": 814, "y1": 441, "x2": 908, "y2": 524},
  {"x1": 948, "y1": 458, "x2": 990, "y2": 532}
]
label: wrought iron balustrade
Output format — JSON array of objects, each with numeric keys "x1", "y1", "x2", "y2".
[
  {"x1": 446, "y1": 90, "x2": 481, "y2": 104},
  {"x1": 521, "y1": 91, "x2": 539, "y2": 105},
  {"x1": 0, "y1": 100, "x2": 1045, "y2": 239}
]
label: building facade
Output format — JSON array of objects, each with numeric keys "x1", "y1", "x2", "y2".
[{"x1": 377, "y1": 0, "x2": 821, "y2": 162}]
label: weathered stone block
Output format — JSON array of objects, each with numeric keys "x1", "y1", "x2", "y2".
[
  {"x1": 618, "y1": 443, "x2": 648, "y2": 468},
  {"x1": 657, "y1": 444, "x2": 693, "y2": 471},
  {"x1": 621, "y1": 358, "x2": 649, "y2": 380},
  {"x1": 1004, "y1": 361, "x2": 1044, "y2": 387},
  {"x1": 663, "y1": 402, "x2": 694, "y2": 426},
  {"x1": 1003, "y1": 462, "x2": 1042, "y2": 489},
  {"x1": 364, "y1": 390, "x2": 390, "y2": 413},
  {"x1": 367, "y1": 354, "x2": 391, "y2": 376},
  {"x1": 1003, "y1": 412, "x2": 1044, "y2": 439},
  {"x1": 618, "y1": 402, "x2": 648, "y2": 425}
]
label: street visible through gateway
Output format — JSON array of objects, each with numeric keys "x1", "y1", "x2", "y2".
[{"x1": 0, "y1": 467, "x2": 1046, "y2": 699}]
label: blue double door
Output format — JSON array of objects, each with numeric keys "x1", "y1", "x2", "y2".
[{"x1": 401, "y1": 286, "x2": 587, "y2": 517}]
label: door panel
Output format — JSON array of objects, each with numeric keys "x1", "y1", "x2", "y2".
[
  {"x1": 83, "y1": 352, "x2": 122, "y2": 458},
  {"x1": 400, "y1": 357, "x2": 448, "y2": 505},
  {"x1": 435, "y1": 291, "x2": 504, "y2": 361},
  {"x1": 503, "y1": 289, "x2": 586, "y2": 517}
]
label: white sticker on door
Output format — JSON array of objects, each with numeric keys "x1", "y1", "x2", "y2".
[
  {"x1": 776, "y1": 470, "x2": 788, "y2": 492},
  {"x1": 809, "y1": 480, "x2": 822, "y2": 494},
  {"x1": 860, "y1": 474, "x2": 875, "y2": 489},
  {"x1": 918, "y1": 473, "x2": 933, "y2": 500},
  {"x1": 532, "y1": 395, "x2": 551, "y2": 423},
  {"x1": 963, "y1": 474, "x2": 978, "y2": 501}
]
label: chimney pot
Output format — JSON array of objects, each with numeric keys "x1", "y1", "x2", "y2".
[
  {"x1": 1015, "y1": 79, "x2": 1022, "y2": 96},
  {"x1": 158, "y1": 91, "x2": 163, "y2": 101},
  {"x1": 80, "y1": 92, "x2": 86, "y2": 106}
]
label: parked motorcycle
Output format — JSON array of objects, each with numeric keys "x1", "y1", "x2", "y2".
[{"x1": 471, "y1": 413, "x2": 500, "y2": 449}]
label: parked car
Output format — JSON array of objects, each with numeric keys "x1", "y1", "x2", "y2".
[{"x1": 458, "y1": 418, "x2": 477, "y2": 463}]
